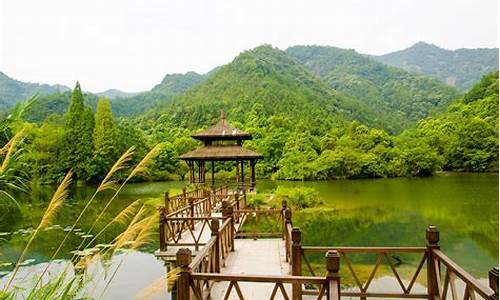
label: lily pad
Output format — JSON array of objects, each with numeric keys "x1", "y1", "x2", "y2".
[
  {"x1": 19, "y1": 259, "x2": 36, "y2": 266},
  {"x1": 0, "y1": 262, "x2": 12, "y2": 267}
]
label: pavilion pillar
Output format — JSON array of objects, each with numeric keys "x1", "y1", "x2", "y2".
[
  {"x1": 201, "y1": 161, "x2": 205, "y2": 184},
  {"x1": 197, "y1": 161, "x2": 201, "y2": 184},
  {"x1": 250, "y1": 160, "x2": 256, "y2": 188},
  {"x1": 235, "y1": 160, "x2": 240, "y2": 183},
  {"x1": 188, "y1": 161, "x2": 194, "y2": 184},
  {"x1": 240, "y1": 160, "x2": 244, "y2": 186},
  {"x1": 211, "y1": 161, "x2": 215, "y2": 187}
]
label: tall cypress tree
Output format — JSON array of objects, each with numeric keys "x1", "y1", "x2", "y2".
[
  {"x1": 91, "y1": 98, "x2": 116, "y2": 180},
  {"x1": 60, "y1": 82, "x2": 95, "y2": 180},
  {"x1": 79, "y1": 106, "x2": 95, "y2": 180}
]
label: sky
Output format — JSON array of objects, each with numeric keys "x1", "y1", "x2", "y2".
[{"x1": 0, "y1": 0, "x2": 498, "y2": 93}]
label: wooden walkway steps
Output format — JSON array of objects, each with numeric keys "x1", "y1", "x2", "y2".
[{"x1": 210, "y1": 239, "x2": 289, "y2": 299}]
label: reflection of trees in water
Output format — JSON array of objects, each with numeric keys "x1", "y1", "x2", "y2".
[
  {"x1": 0, "y1": 184, "x2": 159, "y2": 270},
  {"x1": 294, "y1": 205, "x2": 497, "y2": 277}
]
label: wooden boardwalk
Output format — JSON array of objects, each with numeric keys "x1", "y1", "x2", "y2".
[
  {"x1": 156, "y1": 185, "x2": 499, "y2": 300},
  {"x1": 210, "y1": 239, "x2": 289, "y2": 299}
]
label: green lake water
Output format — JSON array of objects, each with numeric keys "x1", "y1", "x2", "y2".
[{"x1": 0, "y1": 172, "x2": 497, "y2": 298}]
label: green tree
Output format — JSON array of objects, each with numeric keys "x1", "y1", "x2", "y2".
[
  {"x1": 60, "y1": 82, "x2": 95, "y2": 180},
  {"x1": 90, "y1": 98, "x2": 116, "y2": 180}
]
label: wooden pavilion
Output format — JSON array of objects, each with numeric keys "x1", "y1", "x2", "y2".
[{"x1": 179, "y1": 111, "x2": 263, "y2": 188}]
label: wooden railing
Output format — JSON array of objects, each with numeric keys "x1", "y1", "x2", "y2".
[
  {"x1": 300, "y1": 246, "x2": 428, "y2": 299},
  {"x1": 163, "y1": 191, "x2": 499, "y2": 300},
  {"x1": 425, "y1": 225, "x2": 498, "y2": 300},
  {"x1": 163, "y1": 185, "x2": 229, "y2": 214},
  {"x1": 159, "y1": 184, "x2": 232, "y2": 251},
  {"x1": 286, "y1": 224, "x2": 498, "y2": 300},
  {"x1": 175, "y1": 247, "x2": 341, "y2": 300}
]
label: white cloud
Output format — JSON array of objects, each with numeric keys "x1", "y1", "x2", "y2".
[{"x1": 1, "y1": 0, "x2": 497, "y2": 93}]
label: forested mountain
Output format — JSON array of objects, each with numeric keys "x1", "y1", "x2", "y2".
[
  {"x1": 95, "y1": 89, "x2": 139, "y2": 99},
  {"x1": 374, "y1": 42, "x2": 498, "y2": 91},
  {"x1": 147, "y1": 45, "x2": 380, "y2": 130},
  {"x1": 404, "y1": 71, "x2": 499, "y2": 171},
  {"x1": 0, "y1": 72, "x2": 69, "y2": 113},
  {"x1": 103, "y1": 71, "x2": 206, "y2": 116},
  {"x1": 286, "y1": 45, "x2": 459, "y2": 132},
  {"x1": 136, "y1": 45, "x2": 446, "y2": 179},
  {"x1": 23, "y1": 90, "x2": 98, "y2": 122},
  {"x1": 22, "y1": 71, "x2": 206, "y2": 121}
]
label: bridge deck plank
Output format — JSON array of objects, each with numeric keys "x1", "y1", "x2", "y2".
[{"x1": 210, "y1": 238, "x2": 291, "y2": 299}]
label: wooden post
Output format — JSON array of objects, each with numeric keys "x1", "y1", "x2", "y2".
[
  {"x1": 188, "y1": 197, "x2": 195, "y2": 230},
  {"x1": 285, "y1": 208, "x2": 292, "y2": 225},
  {"x1": 236, "y1": 160, "x2": 240, "y2": 183},
  {"x1": 250, "y1": 159, "x2": 256, "y2": 189},
  {"x1": 211, "y1": 160, "x2": 215, "y2": 187},
  {"x1": 489, "y1": 267, "x2": 499, "y2": 300},
  {"x1": 325, "y1": 250, "x2": 340, "y2": 300},
  {"x1": 242, "y1": 189, "x2": 247, "y2": 209},
  {"x1": 285, "y1": 208, "x2": 292, "y2": 263},
  {"x1": 234, "y1": 193, "x2": 240, "y2": 223},
  {"x1": 221, "y1": 200, "x2": 228, "y2": 216},
  {"x1": 281, "y1": 200, "x2": 287, "y2": 240},
  {"x1": 182, "y1": 187, "x2": 187, "y2": 202},
  {"x1": 426, "y1": 225, "x2": 440, "y2": 300},
  {"x1": 164, "y1": 192, "x2": 170, "y2": 214},
  {"x1": 159, "y1": 207, "x2": 166, "y2": 251},
  {"x1": 221, "y1": 200, "x2": 235, "y2": 251},
  {"x1": 292, "y1": 227, "x2": 302, "y2": 300},
  {"x1": 210, "y1": 218, "x2": 221, "y2": 273},
  {"x1": 175, "y1": 248, "x2": 192, "y2": 300},
  {"x1": 228, "y1": 205, "x2": 235, "y2": 251},
  {"x1": 240, "y1": 160, "x2": 244, "y2": 186},
  {"x1": 201, "y1": 161, "x2": 205, "y2": 184}
]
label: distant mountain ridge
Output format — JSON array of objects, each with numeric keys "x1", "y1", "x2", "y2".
[
  {"x1": 286, "y1": 45, "x2": 459, "y2": 132},
  {"x1": 0, "y1": 72, "x2": 70, "y2": 113},
  {"x1": 373, "y1": 42, "x2": 498, "y2": 90},
  {"x1": 23, "y1": 71, "x2": 206, "y2": 120},
  {"x1": 95, "y1": 89, "x2": 139, "y2": 99}
]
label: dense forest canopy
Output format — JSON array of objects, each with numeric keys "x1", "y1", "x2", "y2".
[{"x1": 0, "y1": 44, "x2": 498, "y2": 184}]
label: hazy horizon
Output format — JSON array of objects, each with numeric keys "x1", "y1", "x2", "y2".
[{"x1": 1, "y1": 0, "x2": 498, "y2": 93}]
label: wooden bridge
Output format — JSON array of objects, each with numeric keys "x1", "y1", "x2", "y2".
[{"x1": 155, "y1": 184, "x2": 499, "y2": 300}]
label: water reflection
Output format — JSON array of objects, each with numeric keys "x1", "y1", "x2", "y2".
[{"x1": 0, "y1": 173, "x2": 497, "y2": 298}]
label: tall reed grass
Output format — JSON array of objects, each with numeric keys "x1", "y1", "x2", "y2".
[{"x1": 1, "y1": 141, "x2": 164, "y2": 300}]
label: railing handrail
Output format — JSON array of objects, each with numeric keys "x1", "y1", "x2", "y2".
[
  {"x1": 164, "y1": 216, "x2": 223, "y2": 221},
  {"x1": 189, "y1": 236, "x2": 217, "y2": 270},
  {"x1": 302, "y1": 246, "x2": 427, "y2": 253},
  {"x1": 432, "y1": 249, "x2": 495, "y2": 299},
  {"x1": 191, "y1": 272, "x2": 328, "y2": 284}
]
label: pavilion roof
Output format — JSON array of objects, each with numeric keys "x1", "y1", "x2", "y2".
[
  {"x1": 179, "y1": 145, "x2": 263, "y2": 161},
  {"x1": 191, "y1": 111, "x2": 252, "y2": 141}
]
